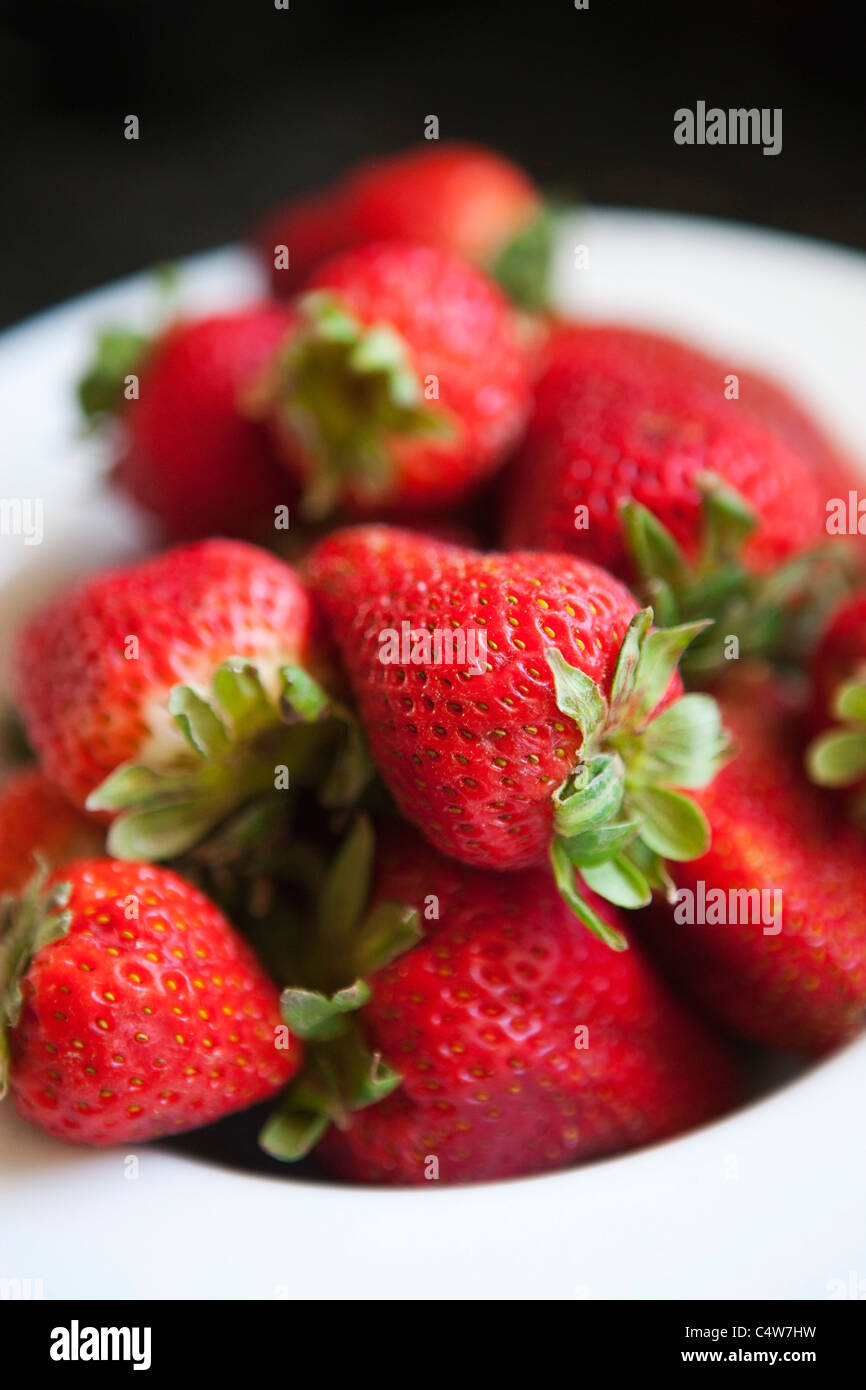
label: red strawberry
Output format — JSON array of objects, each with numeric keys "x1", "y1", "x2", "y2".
[
  {"x1": 79, "y1": 306, "x2": 295, "y2": 539},
  {"x1": 253, "y1": 142, "x2": 550, "y2": 309},
  {"x1": 806, "y1": 592, "x2": 866, "y2": 812},
  {"x1": 263, "y1": 824, "x2": 738, "y2": 1185},
  {"x1": 641, "y1": 669, "x2": 866, "y2": 1054},
  {"x1": 261, "y1": 242, "x2": 535, "y2": 520},
  {"x1": 501, "y1": 325, "x2": 831, "y2": 672},
  {"x1": 0, "y1": 859, "x2": 299, "y2": 1144},
  {"x1": 534, "y1": 325, "x2": 857, "y2": 495},
  {"x1": 0, "y1": 769, "x2": 103, "y2": 896},
  {"x1": 13, "y1": 540, "x2": 359, "y2": 860},
  {"x1": 307, "y1": 526, "x2": 728, "y2": 935}
]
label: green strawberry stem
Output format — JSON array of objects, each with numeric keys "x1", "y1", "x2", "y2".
[
  {"x1": 258, "y1": 816, "x2": 421, "y2": 1162},
  {"x1": 87, "y1": 659, "x2": 373, "y2": 861},
  {"x1": 489, "y1": 205, "x2": 557, "y2": 311},
  {"x1": 77, "y1": 269, "x2": 181, "y2": 423},
  {"x1": 621, "y1": 473, "x2": 853, "y2": 678},
  {"x1": 273, "y1": 291, "x2": 451, "y2": 520},
  {"x1": 77, "y1": 329, "x2": 152, "y2": 421},
  {"x1": 807, "y1": 679, "x2": 866, "y2": 808},
  {"x1": 0, "y1": 869, "x2": 73, "y2": 1098},
  {"x1": 546, "y1": 607, "x2": 730, "y2": 935}
]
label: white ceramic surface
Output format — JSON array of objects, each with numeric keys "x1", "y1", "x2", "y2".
[{"x1": 1, "y1": 212, "x2": 865, "y2": 1300}]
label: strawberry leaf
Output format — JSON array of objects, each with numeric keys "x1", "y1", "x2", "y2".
[
  {"x1": 835, "y1": 680, "x2": 866, "y2": 725},
  {"x1": 546, "y1": 648, "x2": 607, "y2": 743},
  {"x1": 549, "y1": 838, "x2": 628, "y2": 951},
  {"x1": 168, "y1": 686, "x2": 230, "y2": 758},
  {"x1": 621, "y1": 474, "x2": 849, "y2": 678},
  {"x1": 630, "y1": 693, "x2": 730, "y2": 789},
  {"x1": 551, "y1": 754, "x2": 625, "y2": 838},
  {"x1": 489, "y1": 205, "x2": 556, "y2": 311},
  {"x1": 280, "y1": 980, "x2": 371, "y2": 1041},
  {"x1": 578, "y1": 855, "x2": 652, "y2": 910},
  {"x1": 625, "y1": 785, "x2": 711, "y2": 861},
  {"x1": 0, "y1": 869, "x2": 73, "y2": 1098},
  {"x1": 807, "y1": 729, "x2": 866, "y2": 788},
  {"x1": 86, "y1": 657, "x2": 372, "y2": 861}
]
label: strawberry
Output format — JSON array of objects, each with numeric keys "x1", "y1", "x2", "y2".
[
  {"x1": 253, "y1": 142, "x2": 551, "y2": 309},
  {"x1": 261, "y1": 822, "x2": 738, "y2": 1185},
  {"x1": 79, "y1": 306, "x2": 295, "y2": 540},
  {"x1": 806, "y1": 592, "x2": 866, "y2": 814},
  {"x1": 501, "y1": 324, "x2": 833, "y2": 674},
  {"x1": 529, "y1": 325, "x2": 857, "y2": 495},
  {"x1": 259, "y1": 242, "x2": 535, "y2": 521},
  {"x1": 13, "y1": 540, "x2": 365, "y2": 860},
  {"x1": 0, "y1": 769, "x2": 103, "y2": 896},
  {"x1": 0, "y1": 859, "x2": 299, "y2": 1144},
  {"x1": 306, "y1": 525, "x2": 728, "y2": 937},
  {"x1": 641, "y1": 669, "x2": 866, "y2": 1054}
]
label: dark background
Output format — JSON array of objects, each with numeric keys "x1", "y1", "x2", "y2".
[{"x1": 0, "y1": 0, "x2": 863, "y2": 329}]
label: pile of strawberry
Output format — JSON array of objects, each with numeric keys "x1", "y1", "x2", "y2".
[{"x1": 3, "y1": 143, "x2": 866, "y2": 1187}]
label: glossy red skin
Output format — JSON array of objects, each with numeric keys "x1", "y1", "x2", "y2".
[
  {"x1": 0, "y1": 768, "x2": 103, "y2": 895},
  {"x1": 317, "y1": 829, "x2": 739, "y2": 1185},
  {"x1": 501, "y1": 324, "x2": 826, "y2": 580},
  {"x1": 307, "y1": 526, "x2": 679, "y2": 870},
  {"x1": 115, "y1": 306, "x2": 295, "y2": 539},
  {"x1": 530, "y1": 324, "x2": 856, "y2": 494},
  {"x1": 9, "y1": 860, "x2": 299, "y2": 1146},
  {"x1": 811, "y1": 591, "x2": 866, "y2": 729},
  {"x1": 255, "y1": 143, "x2": 541, "y2": 296},
  {"x1": 275, "y1": 242, "x2": 534, "y2": 513},
  {"x1": 14, "y1": 540, "x2": 314, "y2": 810},
  {"x1": 640, "y1": 672, "x2": 866, "y2": 1054}
]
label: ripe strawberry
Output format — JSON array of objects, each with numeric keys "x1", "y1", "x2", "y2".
[
  {"x1": 0, "y1": 859, "x2": 299, "y2": 1144},
  {"x1": 806, "y1": 592, "x2": 866, "y2": 813},
  {"x1": 260, "y1": 242, "x2": 535, "y2": 521},
  {"x1": 262, "y1": 823, "x2": 738, "y2": 1185},
  {"x1": 641, "y1": 669, "x2": 866, "y2": 1054},
  {"x1": 253, "y1": 142, "x2": 551, "y2": 309},
  {"x1": 0, "y1": 769, "x2": 103, "y2": 896},
  {"x1": 13, "y1": 540, "x2": 362, "y2": 860},
  {"x1": 501, "y1": 325, "x2": 832, "y2": 672},
  {"x1": 307, "y1": 526, "x2": 728, "y2": 936},
  {"x1": 79, "y1": 306, "x2": 295, "y2": 539},
  {"x1": 531, "y1": 325, "x2": 856, "y2": 495}
]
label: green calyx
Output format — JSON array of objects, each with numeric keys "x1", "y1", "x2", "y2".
[
  {"x1": 489, "y1": 205, "x2": 556, "y2": 311},
  {"x1": 77, "y1": 329, "x2": 151, "y2": 422},
  {"x1": 86, "y1": 659, "x2": 372, "y2": 862},
  {"x1": 807, "y1": 679, "x2": 866, "y2": 799},
  {"x1": 546, "y1": 607, "x2": 730, "y2": 943},
  {"x1": 621, "y1": 473, "x2": 849, "y2": 678},
  {"x1": 258, "y1": 816, "x2": 420, "y2": 1162},
  {"x1": 276, "y1": 291, "x2": 452, "y2": 521},
  {"x1": 0, "y1": 869, "x2": 73, "y2": 1098}
]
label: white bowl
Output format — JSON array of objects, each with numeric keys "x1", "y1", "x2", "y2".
[{"x1": 1, "y1": 212, "x2": 865, "y2": 1300}]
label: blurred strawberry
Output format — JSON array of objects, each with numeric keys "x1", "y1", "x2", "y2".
[
  {"x1": 79, "y1": 305, "x2": 295, "y2": 539},
  {"x1": 260, "y1": 242, "x2": 534, "y2": 520},
  {"x1": 501, "y1": 324, "x2": 837, "y2": 673},
  {"x1": 0, "y1": 768, "x2": 102, "y2": 895},
  {"x1": 253, "y1": 142, "x2": 552, "y2": 309}
]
